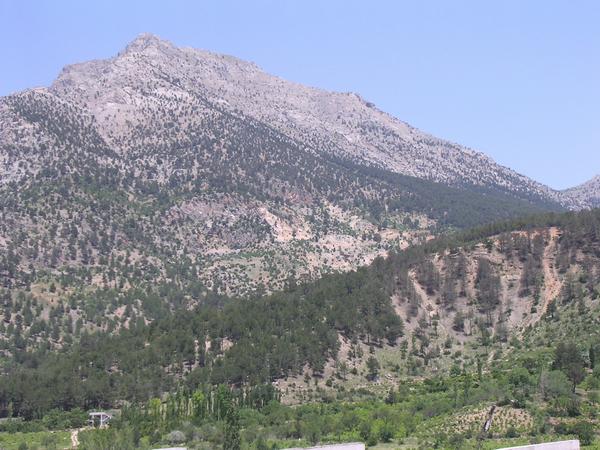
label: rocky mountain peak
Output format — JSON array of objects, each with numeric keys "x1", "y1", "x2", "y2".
[
  {"x1": 587, "y1": 174, "x2": 600, "y2": 185},
  {"x1": 562, "y1": 174, "x2": 600, "y2": 208},
  {"x1": 122, "y1": 32, "x2": 170, "y2": 54},
  {"x1": 4, "y1": 34, "x2": 592, "y2": 213}
]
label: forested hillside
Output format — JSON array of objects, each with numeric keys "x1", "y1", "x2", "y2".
[{"x1": 1, "y1": 209, "x2": 599, "y2": 448}]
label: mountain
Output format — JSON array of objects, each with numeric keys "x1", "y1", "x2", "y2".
[
  {"x1": 562, "y1": 174, "x2": 600, "y2": 209},
  {"x1": 0, "y1": 34, "x2": 581, "y2": 299},
  {"x1": 2, "y1": 33, "x2": 599, "y2": 450},
  {"x1": 2, "y1": 208, "x2": 599, "y2": 420},
  {"x1": 47, "y1": 34, "x2": 572, "y2": 204}
]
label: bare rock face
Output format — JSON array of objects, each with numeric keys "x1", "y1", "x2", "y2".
[
  {"x1": 0, "y1": 33, "x2": 587, "y2": 297},
  {"x1": 48, "y1": 34, "x2": 567, "y2": 204},
  {"x1": 562, "y1": 175, "x2": 600, "y2": 208}
]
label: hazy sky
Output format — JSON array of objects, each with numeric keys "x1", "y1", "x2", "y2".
[{"x1": 1, "y1": 1, "x2": 598, "y2": 189}]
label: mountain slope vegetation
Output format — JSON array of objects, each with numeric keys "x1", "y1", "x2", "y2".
[
  {"x1": 1, "y1": 209, "x2": 600, "y2": 448},
  {"x1": 1, "y1": 209, "x2": 599, "y2": 408}
]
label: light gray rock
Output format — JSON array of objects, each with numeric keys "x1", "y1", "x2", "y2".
[
  {"x1": 562, "y1": 175, "x2": 600, "y2": 209},
  {"x1": 9, "y1": 33, "x2": 571, "y2": 207}
]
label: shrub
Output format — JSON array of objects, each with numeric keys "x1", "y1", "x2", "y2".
[
  {"x1": 167, "y1": 429, "x2": 186, "y2": 444},
  {"x1": 572, "y1": 421, "x2": 595, "y2": 446}
]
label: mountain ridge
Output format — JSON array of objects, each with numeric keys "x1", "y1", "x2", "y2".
[
  {"x1": 562, "y1": 174, "x2": 600, "y2": 208},
  {"x1": 46, "y1": 34, "x2": 576, "y2": 206},
  {"x1": 0, "y1": 33, "x2": 595, "y2": 298}
]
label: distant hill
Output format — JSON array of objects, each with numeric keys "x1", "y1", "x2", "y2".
[{"x1": 562, "y1": 174, "x2": 600, "y2": 209}]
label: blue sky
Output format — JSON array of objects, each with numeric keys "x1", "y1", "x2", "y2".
[{"x1": 1, "y1": 1, "x2": 598, "y2": 189}]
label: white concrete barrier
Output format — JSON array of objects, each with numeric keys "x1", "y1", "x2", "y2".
[{"x1": 498, "y1": 440, "x2": 580, "y2": 450}]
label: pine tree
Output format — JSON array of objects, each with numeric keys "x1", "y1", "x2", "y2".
[
  {"x1": 366, "y1": 356, "x2": 380, "y2": 381},
  {"x1": 223, "y1": 405, "x2": 241, "y2": 450}
]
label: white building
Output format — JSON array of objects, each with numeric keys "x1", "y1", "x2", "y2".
[{"x1": 498, "y1": 440, "x2": 580, "y2": 450}]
